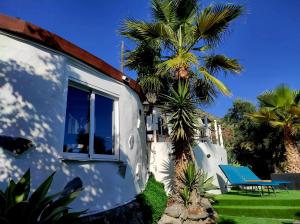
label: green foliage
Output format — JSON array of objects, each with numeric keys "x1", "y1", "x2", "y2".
[
  {"x1": 198, "y1": 170, "x2": 218, "y2": 198},
  {"x1": 250, "y1": 85, "x2": 300, "y2": 135},
  {"x1": 179, "y1": 162, "x2": 217, "y2": 204},
  {"x1": 121, "y1": 0, "x2": 243, "y2": 104},
  {"x1": 179, "y1": 162, "x2": 199, "y2": 192},
  {"x1": 137, "y1": 175, "x2": 167, "y2": 224},
  {"x1": 223, "y1": 99, "x2": 286, "y2": 178},
  {"x1": 161, "y1": 81, "x2": 198, "y2": 157},
  {"x1": 0, "y1": 169, "x2": 83, "y2": 224},
  {"x1": 180, "y1": 186, "x2": 190, "y2": 207}
]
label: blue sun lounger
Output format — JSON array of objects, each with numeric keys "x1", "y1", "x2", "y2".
[
  {"x1": 219, "y1": 165, "x2": 290, "y2": 196},
  {"x1": 236, "y1": 166, "x2": 290, "y2": 186}
]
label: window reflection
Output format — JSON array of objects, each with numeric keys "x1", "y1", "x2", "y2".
[
  {"x1": 63, "y1": 86, "x2": 89, "y2": 153},
  {"x1": 94, "y1": 94, "x2": 113, "y2": 155}
]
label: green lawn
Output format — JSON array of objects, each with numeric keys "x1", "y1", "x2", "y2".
[{"x1": 213, "y1": 190, "x2": 300, "y2": 224}]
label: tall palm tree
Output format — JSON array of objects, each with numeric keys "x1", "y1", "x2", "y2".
[
  {"x1": 121, "y1": 0, "x2": 244, "y2": 103},
  {"x1": 250, "y1": 85, "x2": 300, "y2": 173},
  {"x1": 121, "y1": 0, "x2": 244, "y2": 195}
]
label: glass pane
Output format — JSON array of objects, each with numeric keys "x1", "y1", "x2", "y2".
[
  {"x1": 94, "y1": 94, "x2": 113, "y2": 155},
  {"x1": 63, "y1": 86, "x2": 90, "y2": 154}
]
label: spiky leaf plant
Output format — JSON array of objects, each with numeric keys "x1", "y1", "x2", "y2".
[
  {"x1": 198, "y1": 170, "x2": 217, "y2": 198},
  {"x1": 0, "y1": 169, "x2": 84, "y2": 224}
]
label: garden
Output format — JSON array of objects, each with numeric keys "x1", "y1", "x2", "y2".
[{"x1": 0, "y1": 0, "x2": 300, "y2": 223}]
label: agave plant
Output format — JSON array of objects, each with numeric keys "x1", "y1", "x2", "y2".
[
  {"x1": 180, "y1": 186, "x2": 190, "y2": 207},
  {"x1": 179, "y1": 162, "x2": 200, "y2": 192},
  {"x1": 198, "y1": 170, "x2": 217, "y2": 198},
  {"x1": 0, "y1": 169, "x2": 84, "y2": 224}
]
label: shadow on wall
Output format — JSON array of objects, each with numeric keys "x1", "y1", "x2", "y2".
[
  {"x1": 216, "y1": 173, "x2": 227, "y2": 194},
  {"x1": 160, "y1": 159, "x2": 174, "y2": 193},
  {"x1": 0, "y1": 56, "x2": 66, "y2": 180},
  {"x1": 0, "y1": 52, "x2": 138, "y2": 212}
]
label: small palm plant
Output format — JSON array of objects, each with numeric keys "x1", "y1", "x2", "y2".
[
  {"x1": 0, "y1": 169, "x2": 84, "y2": 224},
  {"x1": 179, "y1": 162, "x2": 217, "y2": 206},
  {"x1": 179, "y1": 162, "x2": 200, "y2": 207},
  {"x1": 249, "y1": 85, "x2": 300, "y2": 173}
]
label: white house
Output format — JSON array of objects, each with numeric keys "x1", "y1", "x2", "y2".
[{"x1": 0, "y1": 14, "x2": 148, "y2": 214}]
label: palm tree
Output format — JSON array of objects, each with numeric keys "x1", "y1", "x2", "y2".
[
  {"x1": 250, "y1": 85, "x2": 300, "y2": 173},
  {"x1": 121, "y1": 0, "x2": 244, "y2": 195},
  {"x1": 121, "y1": 0, "x2": 243, "y2": 103}
]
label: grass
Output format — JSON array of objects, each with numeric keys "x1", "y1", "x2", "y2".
[
  {"x1": 136, "y1": 175, "x2": 168, "y2": 224},
  {"x1": 213, "y1": 190, "x2": 300, "y2": 224},
  {"x1": 217, "y1": 215, "x2": 295, "y2": 224}
]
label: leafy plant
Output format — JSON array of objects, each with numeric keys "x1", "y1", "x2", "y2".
[
  {"x1": 222, "y1": 99, "x2": 289, "y2": 178},
  {"x1": 179, "y1": 162, "x2": 200, "y2": 192},
  {"x1": 0, "y1": 169, "x2": 84, "y2": 224},
  {"x1": 161, "y1": 81, "x2": 198, "y2": 166},
  {"x1": 198, "y1": 170, "x2": 217, "y2": 198},
  {"x1": 249, "y1": 85, "x2": 300, "y2": 173},
  {"x1": 180, "y1": 186, "x2": 190, "y2": 207},
  {"x1": 137, "y1": 175, "x2": 167, "y2": 224}
]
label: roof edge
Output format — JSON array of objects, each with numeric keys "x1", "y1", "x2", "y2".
[{"x1": 0, "y1": 13, "x2": 145, "y2": 100}]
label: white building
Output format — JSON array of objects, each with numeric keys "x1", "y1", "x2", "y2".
[{"x1": 0, "y1": 14, "x2": 148, "y2": 214}]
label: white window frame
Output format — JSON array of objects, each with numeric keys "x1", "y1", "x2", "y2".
[{"x1": 63, "y1": 81, "x2": 120, "y2": 161}]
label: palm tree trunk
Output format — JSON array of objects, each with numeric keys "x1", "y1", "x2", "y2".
[
  {"x1": 172, "y1": 141, "x2": 192, "y2": 195},
  {"x1": 283, "y1": 127, "x2": 300, "y2": 173}
]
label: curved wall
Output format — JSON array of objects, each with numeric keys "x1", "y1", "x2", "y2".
[
  {"x1": 0, "y1": 32, "x2": 148, "y2": 214},
  {"x1": 193, "y1": 142, "x2": 228, "y2": 194}
]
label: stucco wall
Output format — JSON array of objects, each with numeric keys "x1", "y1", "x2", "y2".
[
  {"x1": 149, "y1": 142, "x2": 173, "y2": 193},
  {"x1": 0, "y1": 32, "x2": 148, "y2": 214},
  {"x1": 193, "y1": 142, "x2": 228, "y2": 194}
]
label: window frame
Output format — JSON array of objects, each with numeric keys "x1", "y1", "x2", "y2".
[{"x1": 63, "y1": 80, "x2": 120, "y2": 161}]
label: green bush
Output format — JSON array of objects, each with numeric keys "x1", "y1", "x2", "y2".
[
  {"x1": 137, "y1": 175, "x2": 167, "y2": 224},
  {"x1": 0, "y1": 169, "x2": 84, "y2": 224}
]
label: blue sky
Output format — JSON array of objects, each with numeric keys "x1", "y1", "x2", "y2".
[{"x1": 1, "y1": 0, "x2": 300, "y2": 117}]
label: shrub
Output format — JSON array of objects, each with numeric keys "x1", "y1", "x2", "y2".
[
  {"x1": 0, "y1": 169, "x2": 84, "y2": 224},
  {"x1": 137, "y1": 175, "x2": 167, "y2": 224}
]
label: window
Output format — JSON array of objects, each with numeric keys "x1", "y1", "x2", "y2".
[{"x1": 63, "y1": 84, "x2": 119, "y2": 160}]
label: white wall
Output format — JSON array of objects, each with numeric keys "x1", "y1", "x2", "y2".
[
  {"x1": 0, "y1": 32, "x2": 148, "y2": 214},
  {"x1": 193, "y1": 142, "x2": 228, "y2": 194},
  {"x1": 149, "y1": 142, "x2": 173, "y2": 193}
]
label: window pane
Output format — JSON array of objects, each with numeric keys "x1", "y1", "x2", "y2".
[
  {"x1": 94, "y1": 94, "x2": 113, "y2": 155},
  {"x1": 64, "y1": 86, "x2": 90, "y2": 154}
]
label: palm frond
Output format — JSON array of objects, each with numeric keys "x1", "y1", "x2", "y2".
[
  {"x1": 151, "y1": 0, "x2": 176, "y2": 24},
  {"x1": 125, "y1": 43, "x2": 160, "y2": 79},
  {"x1": 192, "y1": 78, "x2": 217, "y2": 104},
  {"x1": 174, "y1": 0, "x2": 198, "y2": 23},
  {"x1": 199, "y1": 67, "x2": 231, "y2": 96},
  {"x1": 258, "y1": 85, "x2": 294, "y2": 108},
  {"x1": 139, "y1": 74, "x2": 163, "y2": 94},
  {"x1": 204, "y1": 54, "x2": 242, "y2": 74},
  {"x1": 120, "y1": 19, "x2": 169, "y2": 42},
  {"x1": 196, "y1": 4, "x2": 244, "y2": 46},
  {"x1": 157, "y1": 52, "x2": 198, "y2": 75}
]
